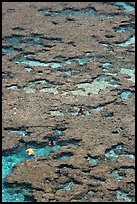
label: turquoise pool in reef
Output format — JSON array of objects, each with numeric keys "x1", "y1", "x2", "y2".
[
  {"x1": 114, "y1": 2, "x2": 135, "y2": 12},
  {"x1": 2, "y1": 144, "x2": 60, "y2": 202},
  {"x1": 119, "y1": 90, "x2": 133, "y2": 100}
]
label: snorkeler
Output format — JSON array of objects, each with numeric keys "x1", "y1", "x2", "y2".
[
  {"x1": 78, "y1": 106, "x2": 85, "y2": 116},
  {"x1": 48, "y1": 136, "x2": 56, "y2": 147},
  {"x1": 26, "y1": 146, "x2": 36, "y2": 158}
]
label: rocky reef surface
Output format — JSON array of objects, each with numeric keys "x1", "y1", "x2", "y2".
[{"x1": 2, "y1": 2, "x2": 135, "y2": 202}]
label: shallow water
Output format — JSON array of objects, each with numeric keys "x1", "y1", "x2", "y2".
[
  {"x1": 40, "y1": 86, "x2": 59, "y2": 94},
  {"x1": 13, "y1": 55, "x2": 93, "y2": 69},
  {"x1": 71, "y1": 75, "x2": 119, "y2": 96},
  {"x1": 116, "y1": 190, "x2": 132, "y2": 202},
  {"x1": 38, "y1": 7, "x2": 115, "y2": 18},
  {"x1": 102, "y1": 62, "x2": 111, "y2": 69},
  {"x1": 105, "y1": 144, "x2": 135, "y2": 161},
  {"x1": 105, "y1": 144, "x2": 123, "y2": 160},
  {"x1": 120, "y1": 68, "x2": 135, "y2": 82},
  {"x1": 58, "y1": 181, "x2": 75, "y2": 191},
  {"x1": 2, "y1": 2, "x2": 135, "y2": 202},
  {"x1": 114, "y1": 2, "x2": 135, "y2": 12},
  {"x1": 54, "y1": 129, "x2": 64, "y2": 136},
  {"x1": 119, "y1": 90, "x2": 133, "y2": 100},
  {"x1": 50, "y1": 110, "x2": 64, "y2": 116},
  {"x1": 116, "y1": 35, "x2": 135, "y2": 47},
  {"x1": 111, "y1": 169, "x2": 125, "y2": 181},
  {"x1": 2, "y1": 144, "x2": 60, "y2": 202},
  {"x1": 114, "y1": 25, "x2": 135, "y2": 33},
  {"x1": 87, "y1": 156, "x2": 101, "y2": 165},
  {"x1": 80, "y1": 190, "x2": 95, "y2": 201}
]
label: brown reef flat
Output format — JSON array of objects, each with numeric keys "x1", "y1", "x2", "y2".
[{"x1": 2, "y1": 2, "x2": 135, "y2": 202}]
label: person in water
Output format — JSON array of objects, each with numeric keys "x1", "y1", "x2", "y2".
[
  {"x1": 26, "y1": 146, "x2": 36, "y2": 158},
  {"x1": 78, "y1": 106, "x2": 85, "y2": 116},
  {"x1": 48, "y1": 136, "x2": 56, "y2": 147}
]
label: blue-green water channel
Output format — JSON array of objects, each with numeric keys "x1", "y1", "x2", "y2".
[
  {"x1": 2, "y1": 144, "x2": 60, "y2": 202},
  {"x1": 114, "y1": 2, "x2": 135, "y2": 12}
]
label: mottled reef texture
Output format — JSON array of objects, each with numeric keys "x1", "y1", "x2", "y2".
[{"x1": 2, "y1": 2, "x2": 135, "y2": 202}]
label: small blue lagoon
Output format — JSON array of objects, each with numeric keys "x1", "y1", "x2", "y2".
[
  {"x1": 120, "y1": 67, "x2": 135, "y2": 83},
  {"x1": 115, "y1": 35, "x2": 135, "y2": 47},
  {"x1": 119, "y1": 90, "x2": 133, "y2": 100},
  {"x1": 114, "y1": 2, "x2": 135, "y2": 12},
  {"x1": 105, "y1": 144, "x2": 123, "y2": 160},
  {"x1": 116, "y1": 190, "x2": 133, "y2": 202},
  {"x1": 57, "y1": 181, "x2": 76, "y2": 192},
  {"x1": 2, "y1": 144, "x2": 61, "y2": 202},
  {"x1": 114, "y1": 24, "x2": 135, "y2": 33},
  {"x1": 53, "y1": 129, "x2": 64, "y2": 136},
  {"x1": 4, "y1": 128, "x2": 30, "y2": 137},
  {"x1": 111, "y1": 169, "x2": 125, "y2": 181},
  {"x1": 12, "y1": 130, "x2": 29, "y2": 136},
  {"x1": 105, "y1": 144, "x2": 135, "y2": 161},
  {"x1": 80, "y1": 190, "x2": 95, "y2": 201},
  {"x1": 111, "y1": 166, "x2": 135, "y2": 182},
  {"x1": 38, "y1": 7, "x2": 118, "y2": 18},
  {"x1": 13, "y1": 54, "x2": 93, "y2": 70},
  {"x1": 86, "y1": 156, "x2": 101, "y2": 165}
]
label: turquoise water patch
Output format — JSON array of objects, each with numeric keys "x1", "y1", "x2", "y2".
[
  {"x1": 13, "y1": 54, "x2": 93, "y2": 69},
  {"x1": 5, "y1": 35, "x2": 22, "y2": 47},
  {"x1": 4, "y1": 128, "x2": 30, "y2": 136},
  {"x1": 24, "y1": 67, "x2": 33, "y2": 72},
  {"x1": 58, "y1": 181, "x2": 75, "y2": 191},
  {"x1": 111, "y1": 166, "x2": 135, "y2": 182},
  {"x1": 119, "y1": 90, "x2": 133, "y2": 100},
  {"x1": 71, "y1": 75, "x2": 119, "y2": 96},
  {"x1": 120, "y1": 68, "x2": 135, "y2": 83},
  {"x1": 54, "y1": 129, "x2": 63, "y2": 136},
  {"x1": 11, "y1": 130, "x2": 29, "y2": 136},
  {"x1": 125, "y1": 153, "x2": 135, "y2": 159},
  {"x1": 22, "y1": 79, "x2": 59, "y2": 94},
  {"x1": 64, "y1": 70, "x2": 73, "y2": 77},
  {"x1": 50, "y1": 110, "x2": 64, "y2": 116},
  {"x1": 50, "y1": 105, "x2": 104, "y2": 117},
  {"x1": 114, "y1": 25, "x2": 135, "y2": 33},
  {"x1": 2, "y1": 144, "x2": 61, "y2": 202},
  {"x1": 2, "y1": 47, "x2": 21, "y2": 54},
  {"x1": 94, "y1": 105, "x2": 104, "y2": 111},
  {"x1": 39, "y1": 7, "x2": 117, "y2": 18},
  {"x1": 96, "y1": 178, "x2": 105, "y2": 185},
  {"x1": 105, "y1": 144, "x2": 123, "y2": 160},
  {"x1": 86, "y1": 156, "x2": 101, "y2": 165},
  {"x1": 2, "y1": 147, "x2": 30, "y2": 202},
  {"x1": 102, "y1": 62, "x2": 111, "y2": 70},
  {"x1": 111, "y1": 169, "x2": 125, "y2": 181},
  {"x1": 115, "y1": 35, "x2": 135, "y2": 47},
  {"x1": 3, "y1": 34, "x2": 93, "y2": 70},
  {"x1": 4, "y1": 34, "x2": 61, "y2": 48},
  {"x1": 75, "y1": 56, "x2": 91, "y2": 65},
  {"x1": 80, "y1": 190, "x2": 95, "y2": 201},
  {"x1": 6, "y1": 85, "x2": 19, "y2": 90},
  {"x1": 2, "y1": 184, "x2": 35, "y2": 202},
  {"x1": 116, "y1": 190, "x2": 133, "y2": 202},
  {"x1": 40, "y1": 86, "x2": 59, "y2": 94},
  {"x1": 59, "y1": 155, "x2": 71, "y2": 160},
  {"x1": 15, "y1": 58, "x2": 62, "y2": 68},
  {"x1": 115, "y1": 2, "x2": 135, "y2": 12}
]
